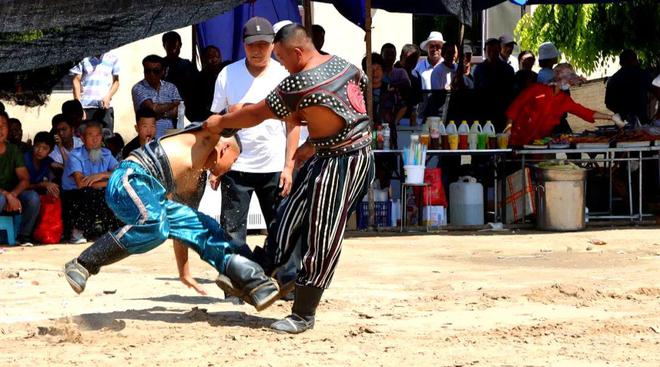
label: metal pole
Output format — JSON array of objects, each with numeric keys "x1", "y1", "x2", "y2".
[
  {"x1": 303, "y1": 0, "x2": 313, "y2": 31},
  {"x1": 365, "y1": 0, "x2": 375, "y2": 228}
]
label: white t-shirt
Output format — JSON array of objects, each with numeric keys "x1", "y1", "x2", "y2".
[
  {"x1": 412, "y1": 58, "x2": 442, "y2": 90},
  {"x1": 211, "y1": 59, "x2": 289, "y2": 173},
  {"x1": 430, "y1": 63, "x2": 457, "y2": 90},
  {"x1": 49, "y1": 136, "x2": 83, "y2": 164}
]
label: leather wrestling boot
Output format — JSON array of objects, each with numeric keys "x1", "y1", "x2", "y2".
[
  {"x1": 271, "y1": 285, "x2": 323, "y2": 334},
  {"x1": 215, "y1": 254, "x2": 280, "y2": 311},
  {"x1": 64, "y1": 232, "x2": 129, "y2": 294}
]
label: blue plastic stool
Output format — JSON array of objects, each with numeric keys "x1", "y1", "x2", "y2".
[{"x1": 0, "y1": 214, "x2": 22, "y2": 246}]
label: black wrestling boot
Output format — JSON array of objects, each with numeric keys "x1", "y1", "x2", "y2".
[
  {"x1": 215, "y1": 255, "x2": 280, "y2": 311},
  {"x1": 64, "y1": 232, "x2": 129, "y2": 294},
  {"x1": 271, "y1": 285, "x2": 323, "y2": 334}
]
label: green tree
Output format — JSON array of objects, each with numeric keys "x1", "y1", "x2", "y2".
[{"x1": 515, "y1": 1, "x2": 660, "y2": 74}]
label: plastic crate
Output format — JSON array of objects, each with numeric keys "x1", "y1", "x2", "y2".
[{"x1": 357, "y1": 201, "x2": 392, "y2": 229}]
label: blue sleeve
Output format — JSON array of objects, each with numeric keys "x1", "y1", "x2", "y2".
[
  {"x1": 108, "y1": 154, "x2": 119, "y2": 170},
  {"x1": 66, "y1": 151, "x2": 84, "y2": 176}
]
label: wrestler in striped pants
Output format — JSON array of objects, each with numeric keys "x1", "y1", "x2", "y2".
[{"x1": 269, "y1": 146, "x2": 375, "y2": 289}]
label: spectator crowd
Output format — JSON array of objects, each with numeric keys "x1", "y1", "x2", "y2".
[{"x1": 0, "y1": 20, "x2": 659, "y2": 246}]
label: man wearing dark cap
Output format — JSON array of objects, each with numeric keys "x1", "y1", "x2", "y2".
[
  {"x1": 208, "y1": 17, "x2": 298, "y2": 279},
  {"x1": 499, "y1": 33, "x2": 518, "y2": 73}
]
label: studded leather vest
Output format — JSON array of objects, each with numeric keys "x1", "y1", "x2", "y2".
[{"x1": 265, "y1": 56, "x2": 372, "y2": 157}]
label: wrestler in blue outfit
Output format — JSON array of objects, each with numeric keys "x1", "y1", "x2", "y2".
[{"x1": 64, "y1": 126, "x2": 280, "y2": 311}]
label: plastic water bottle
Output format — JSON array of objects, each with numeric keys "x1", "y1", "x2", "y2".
[
  {"x1": 177, "y1": 101, "x2": 186, "y2": 129},
  {"x1": 382, "y1": 124, "x2": 390, "y2": 150}
]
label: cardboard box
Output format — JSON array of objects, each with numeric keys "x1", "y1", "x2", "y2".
[{"x1": 504, "y1": 168, "x2": 536, "y2": 224}]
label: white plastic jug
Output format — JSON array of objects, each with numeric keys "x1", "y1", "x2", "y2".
[
  {"x1": 483, "y1": 120, "x2": 496, "y2": 136},
  {"x1": 437, "y1": 121, "x2": 446, "y2": 135},
  {"x1": 470, "y1": 121, "x2": 482, "y2": 134},
  {"x1": 445, "y1": 120, "x2": 458, "y2": 135},
  {"x1": 449, "y1": 176, "x2": 484, "y2": 226},
  {"x1": 458, "y1": 120, "x2": 470, "y2": 135}
]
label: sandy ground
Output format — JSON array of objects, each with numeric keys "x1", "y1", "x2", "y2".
[{"x1": 1, "y1": 228, "x2": 659, "y2": 367}]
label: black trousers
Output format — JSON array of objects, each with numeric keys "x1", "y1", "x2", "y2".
[
  {"x1": 62, "y1": 188, "x2": 121, "y2": 239},
  {"x1": 220, "y1": 170, "x2": 282, "y2": 246}
]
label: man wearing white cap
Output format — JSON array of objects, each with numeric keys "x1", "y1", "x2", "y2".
[
  {"x1": 413, "y1": 31, "x2": 445, "y2": 90},
  {"x1": 537, "y1": 41, "x2": 560, "y2": 84},
  {"x1": 499, "y1": 33, "x2": 518, "y2": 72}
]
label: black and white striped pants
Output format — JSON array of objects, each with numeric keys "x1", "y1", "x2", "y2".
[{"x1": 270, "y1": 146, "x2": 375, "y2": 289}]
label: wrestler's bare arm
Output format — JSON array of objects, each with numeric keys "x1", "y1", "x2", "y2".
[{"x1": 205, "y1": 100, "x2": 276, "y2": 135}]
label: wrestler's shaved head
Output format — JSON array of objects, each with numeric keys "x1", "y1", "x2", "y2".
[
  {"x1": 273, "y1": 24, "x2": 319, "y2": 73},
  {"x1": 274, "y1": 24, "x2": 313, "y2": 48},
  {"x1": 221, "y1": 134, "x2": 242, "y2": 154}
]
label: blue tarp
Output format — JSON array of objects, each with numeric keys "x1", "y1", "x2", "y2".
[{"x1": 195, "y1": 0, "x2": 301, "y2": 62}]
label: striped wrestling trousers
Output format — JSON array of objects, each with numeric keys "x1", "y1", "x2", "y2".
[{"x1": 271, "y1": 146, "x2": 375, "y2": 289}]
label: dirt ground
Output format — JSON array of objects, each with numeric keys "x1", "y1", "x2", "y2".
[{"x1": 1, "y1": 227, "x2": 659, "y2": 367}]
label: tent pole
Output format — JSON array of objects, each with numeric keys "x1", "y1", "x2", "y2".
[
  {"x1": 365, "y1": 0, "x2": 375, "y2": 229},
  {"x1": 303, "y1": 0, "x2": 313, "y2": 32},
  {"x1": 192, "y1": 24, "x2": 200, "y2": 70}
]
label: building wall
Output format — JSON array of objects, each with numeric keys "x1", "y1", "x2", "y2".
[
  {"x1": 311, "y1": 3, "x2": 413, "y2": 68},
  {"x1": 6, "y1": 27, "x2": 193, "y2": 144}
]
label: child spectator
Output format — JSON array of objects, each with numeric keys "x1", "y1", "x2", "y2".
[
  {"x1": 24, "y1": 132, "x2": 59, "y2": 197},
  {"x1": 121, "y1": 108, "x2": 157, "y2": 159}
]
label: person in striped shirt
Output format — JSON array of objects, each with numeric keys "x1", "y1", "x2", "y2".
[{"x1": 70, "y1": 53, "x2": 120, "y2": 131}]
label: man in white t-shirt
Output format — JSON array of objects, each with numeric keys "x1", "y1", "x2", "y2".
[
  {"x1": 210, "y1": 17, "x2": 299, "y2": 251},
  {"x1": 499, "y1": 33, "x2": 519, "y2": 73}
]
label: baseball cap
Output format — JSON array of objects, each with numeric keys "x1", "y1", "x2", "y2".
[
  {"x1": 485, "y1": 37, "x2": 501, "y2": 46},
  {"x1": 243, "y1": 17, "x2": 274, "y2": 44},
  {"x1": 499, "y1": 33, "x2": 516, "y2": 45},
  {"x1": 538, "y1": 42, "x2": 559, "y2": 61}
]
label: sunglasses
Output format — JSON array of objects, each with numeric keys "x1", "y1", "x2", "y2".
[{"x1": 144, "y1": 67, "x2": 162, "y2": 74}]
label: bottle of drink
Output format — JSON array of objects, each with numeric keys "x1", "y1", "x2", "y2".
[
  {"x1": 429, "y1": 117, "x2": 440, "y2": 149},
  {"x1": 376, "y1": 126, "x2": 384, "y2": 150},
  {"x1": 458, "y1": 120, "x2": 470, "y2": 150},
  {"x1": 177, "y1": 101, "x2": 186, "y2": 129},
  {"x1": 382, "y1": 124, "x2": 390, "y2": 150},
  {"x1": 445, "y1": 120, "x2": 457, "y2": 150},
  {"x1": 483, "y1": 120, "x2": 497, "y2": 149},
  {"x1": 372, "y1": 128, "x2": 378, "y2": 149},
  {"x1": 470, "y1": 120, "x2": 484, "y2": 150}
]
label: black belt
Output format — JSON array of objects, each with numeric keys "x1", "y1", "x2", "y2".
[{"x1": 129, "y1": 140, "x2": 175, "y2": 194}]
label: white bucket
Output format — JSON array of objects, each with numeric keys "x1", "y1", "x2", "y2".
[{"x1": 404, "y1": 165, "x2": 425, "y2": 184}]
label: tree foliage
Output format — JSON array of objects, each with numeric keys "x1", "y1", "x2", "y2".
[{"x1": 515, "y1": 1, "x2": 660, "y2": 74}]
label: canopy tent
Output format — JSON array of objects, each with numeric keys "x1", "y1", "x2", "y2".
[
  {"x1": 0, "y1": 0, "x2": 248, "y2": 105},
  {"x1": 316, "y1": 0, "x2": 508, "y2": 27},
  {"x1": 195, "y1": 0, "x2": 301, "y2": 63}
]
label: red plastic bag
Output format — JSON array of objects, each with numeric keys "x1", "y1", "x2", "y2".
[
  {"x1": 414, "y1": 168, "x2": 447, "y2": 207},
  {"x1": 33, "y1": 195, "x2": 63, "y2": 244}
]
